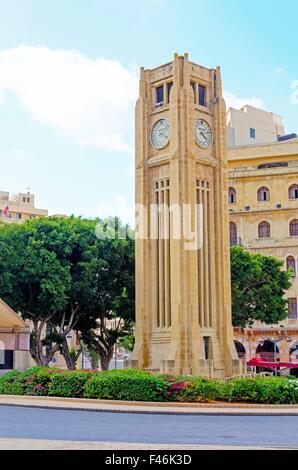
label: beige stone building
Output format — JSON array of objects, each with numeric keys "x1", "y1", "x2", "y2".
[
  {"x1": 0, "y1": 190, "x2": 48, "y2": 223},
  {"x1": 132, "y1": 54, "x2": 240, "y2": 378},
  {"x1": 228, "y1": 137, "x2": 298, "y2": 365},
  {"x1": 227, "y1": 105, "x2": 287, "y2": 147}
]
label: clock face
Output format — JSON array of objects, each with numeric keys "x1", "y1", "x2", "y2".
[
  {"x1": 195, "y1": 119, "x2": 212, "y2": 148},
  {"x1": 151, "y1": 119, "x2": 170, "y2": 149}
]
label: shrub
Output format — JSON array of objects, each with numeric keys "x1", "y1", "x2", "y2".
[
  {"x1": 0, "y1": 367, "x2": 62, "y2": 396},
  {"x1": 0, "y1": 370, "x2": 23, "y2": 395},
  {"x1": 20, "y1": 367, "x2": 61, "y2": 396},
  {"x1": 0, "y1": 367, "x2": 298, "y2": 405},
  {"x1": 160, "y1": 374, "x2": 193, "y2": 401},
  {"x1": 225, "y1": 377, "x2": 298, "y2": 404},
  {"x1": 48, "y1": 371, "x2": 94, "y2": 398},
  {"x1": 84, "y1": 369, "x2": 168, "y2": 402},
  {"x1": 177, "y1": 377, "x2": 221, "y2": 402}
]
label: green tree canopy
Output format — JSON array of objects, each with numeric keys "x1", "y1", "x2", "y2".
[
  {"x1": 231, "y1": 246, "x2": 293, "y2": 328},
  {"x1": 0, "y1": 216, "x2": 134, "y2": 369}
]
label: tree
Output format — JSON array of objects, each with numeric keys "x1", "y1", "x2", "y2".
[
  {"x1": 0, "y1": 216, "x2": 135, "y2": 370},
  {"x1": 79, "y1": 220, "x2": 135, "y2": 370},
  {"x1": 0, "y1": 217, "x2": 95, "y2": 367},
  {"x1": 230, "y1": 246, "x2": 292, "y2": 327}
]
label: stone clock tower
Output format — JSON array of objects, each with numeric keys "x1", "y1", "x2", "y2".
[{"x1": 131, "y1": 53, "x2": 240, "y2": 378}]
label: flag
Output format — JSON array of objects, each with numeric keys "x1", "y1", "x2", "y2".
[{"x1": 3, "y1": 205, "x2": 9, "y2": 216}]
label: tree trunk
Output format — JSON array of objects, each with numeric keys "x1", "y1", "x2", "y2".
[
  {"x1": 30, "y1": 322, "x2": 60, "y2": 367},
  {"x1": 100, "y1": 346, "x2": 114, "y2": 371},
  {"x1": 62, "y1": 353, "x2": 77, "y2": 370},
  {"x1": 90, "y1": 352, "x2": 99, "y2": 370},
  {"x1": 60, "y1": 338, "x2": 79, "y2": 370}
]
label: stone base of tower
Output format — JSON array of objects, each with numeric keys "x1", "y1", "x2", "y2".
[{"x1": 130, "y1": 338, "x2": 242, "y2": 378}]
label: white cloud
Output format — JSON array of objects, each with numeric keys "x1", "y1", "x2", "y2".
[
  {"x1": 0, "y1": 45, "x2": 139, "y2": 154},
  {"x1": 223, "y1": 91, "x2": 264, "y2": 111},
  {"x1": 274, "y1": 66, "x2": 284, "y2": 76},
  {"x1": 0, "y1": 46, "x2": 267, "y2": 152}
]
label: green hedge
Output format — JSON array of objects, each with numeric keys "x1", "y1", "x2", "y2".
[
  {"x1": 0, "y1": 370, "x2": 24, "y2": 395},
  {"x1": 222, "y1": 377, "x2": 298, "y2": 404},
  {"x1": 48, "y1": 371, "x2": 94, "y2": 398},
  {"x1": 0, "y1": 367, "x2": 298, "y2": 404},
  {"x1": 0, "y1": 367, "x2": 61, "y2": 396},
  {"x1": 164, "y1": 376, "x2": 298, "y2": 404},
  {"x1": 84, "y1": 369, "x2": 168, "y2": 402}
]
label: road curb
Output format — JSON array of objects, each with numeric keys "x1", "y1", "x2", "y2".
[{"x1": 1, "y1": 396, "x2": 298, "y2": 416}]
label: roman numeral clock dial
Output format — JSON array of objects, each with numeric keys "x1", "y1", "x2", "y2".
[
  {"x1": 195, "y1": 119, "x2": 212, "y2": 148},
  {"x1": 150, "y1": 119, "x2": 170, "y2": 149}
]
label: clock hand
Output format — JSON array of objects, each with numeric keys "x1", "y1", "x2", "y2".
[
  {"x1": 200, "y1": 131, "x2": 207, "y2": 141},
  {"x1": 158, "y1": 128, "x2": 168, "y2": 137}
]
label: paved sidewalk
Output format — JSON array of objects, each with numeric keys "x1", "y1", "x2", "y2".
[
  {"x1": 1, "y1": 395, "x2": 298, "y2": 415},
  {"x1": 0, "y1": 438, "x2": 284, "y2": 450}
]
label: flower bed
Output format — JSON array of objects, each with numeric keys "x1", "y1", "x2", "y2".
[{"x1": 0, "y1": 367, "x2": 298, "y2": 404}]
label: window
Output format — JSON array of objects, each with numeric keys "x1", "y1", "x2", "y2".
[
  {"x1": 234, "y1": 341, "x2": 246, "y2": 359},
  {"x1": 167, "y1": 82, "x2": 173, "y2": 103},
  {"x1": 250, "y1": 128, "x2": 256, "y2": 139},
  {"x1": 288, "y1": 298, "x2": 298, "y2": 319},
  {"x1": 203, "y1": 337, "x2": 210, "y2": 359},
  {"x1": 289, "y1": 184, "x2": 298, "y2": 200},
  {"x1": 198, "y1": 85, "x2": 207, "y2": 107},
  {"x1": 286, "y1": 256, "x2": 296, "y2": 277},
  {"x1": 29, "y1": 214, "x2": 36, "y2": 220},
  {"x1": 190, "y1": 81, "x2": 196, "y2": 103},
  {"x1": 258, "y1": 186, "x2": 270, "y2": 202},
  {"x1": 190, "y1": 81, "x2": 207, "y2": 106},
  {"x1": 258, "y1": 162, "x2": 288, "y2": 169},
  {"x1": 258, "y1": 221, "x2": 270, "y2": 238},
  {"x1": 16, "y1": 213, "x2": 22, "y2": 220},
  {"x1": 27, "y1": 197, "x2": 30, "y2": 203},
  {"x1": 229, "y1": 222, "x2": 238, "y2": 246},
  {"x1": 155, "y1": 85, "x2": 164, "y2": 105},
  {"x1": 0, "y1": 350, "x2": 13, "y2": 370},
  {"x1": 228, "y1": 187, "x2": 236, "y2": 204},
  {"x1": 290, "y1": 219, "x2": 298, "y2": 237}
]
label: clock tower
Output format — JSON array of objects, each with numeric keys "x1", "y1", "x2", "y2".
[{"x1": 131, "y1": 54, "x2": 241, "y2": 378}]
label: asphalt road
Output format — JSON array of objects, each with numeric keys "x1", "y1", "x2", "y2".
[{"x1": 0, "y1": 405, "x2": 297, "y2": 448}]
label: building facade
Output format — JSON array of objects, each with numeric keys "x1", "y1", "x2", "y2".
[
  {"x1": 131, "y1": 53, "x2": 240, "y2": 378},
  {"x1": 0, "y1": 190, "x2": 48, "y2": 223},
  {"x1": 227, "y1": 105, "x2": 286, "y2": 147},
  {"x1": 228, "y1": 138, "x2": 298, "y2": 364}
]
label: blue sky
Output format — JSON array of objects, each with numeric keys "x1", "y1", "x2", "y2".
[{"x1": 0, "y1": 0, "x2": 297, "y2": 223}]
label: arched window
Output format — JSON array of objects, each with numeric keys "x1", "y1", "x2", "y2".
[
  {"x1": 289, "y1": 340, "x2": 298, "y2": 360},
  {"x1": 234, "y1": 341, "x2": 246, "y2": 359},
  {"x1": 229, "y1": 222, "x2": 238, "y2": 246},
  {"x1": 228, "y1": 187, "x2": 236, "y2": 204},
  {"x1": 256, "y1": 339, "x2": 279, "y2": 361},
  {"x1": 258, "y1": 186, "x2": 270, "y2": 202},
  {"x1": 286, "y1": 256, "x2": 296, "y2": 277},
  {"x1": 290, "y1": 219, "x2": 298, "y2": 237},
  {"x1": 288, "y1": 298, "x2": 298, "y2": 320},
  {"x1": 258, "y1": 221, "x2": 270, "y2": 238},
  {"x1": 289, "y1": 184, "x2": 298, "y2": 200}
]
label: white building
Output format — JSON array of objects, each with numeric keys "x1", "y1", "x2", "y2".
[{"x1": 227, "y1": 105, "x2": 287, "y2": 147}]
